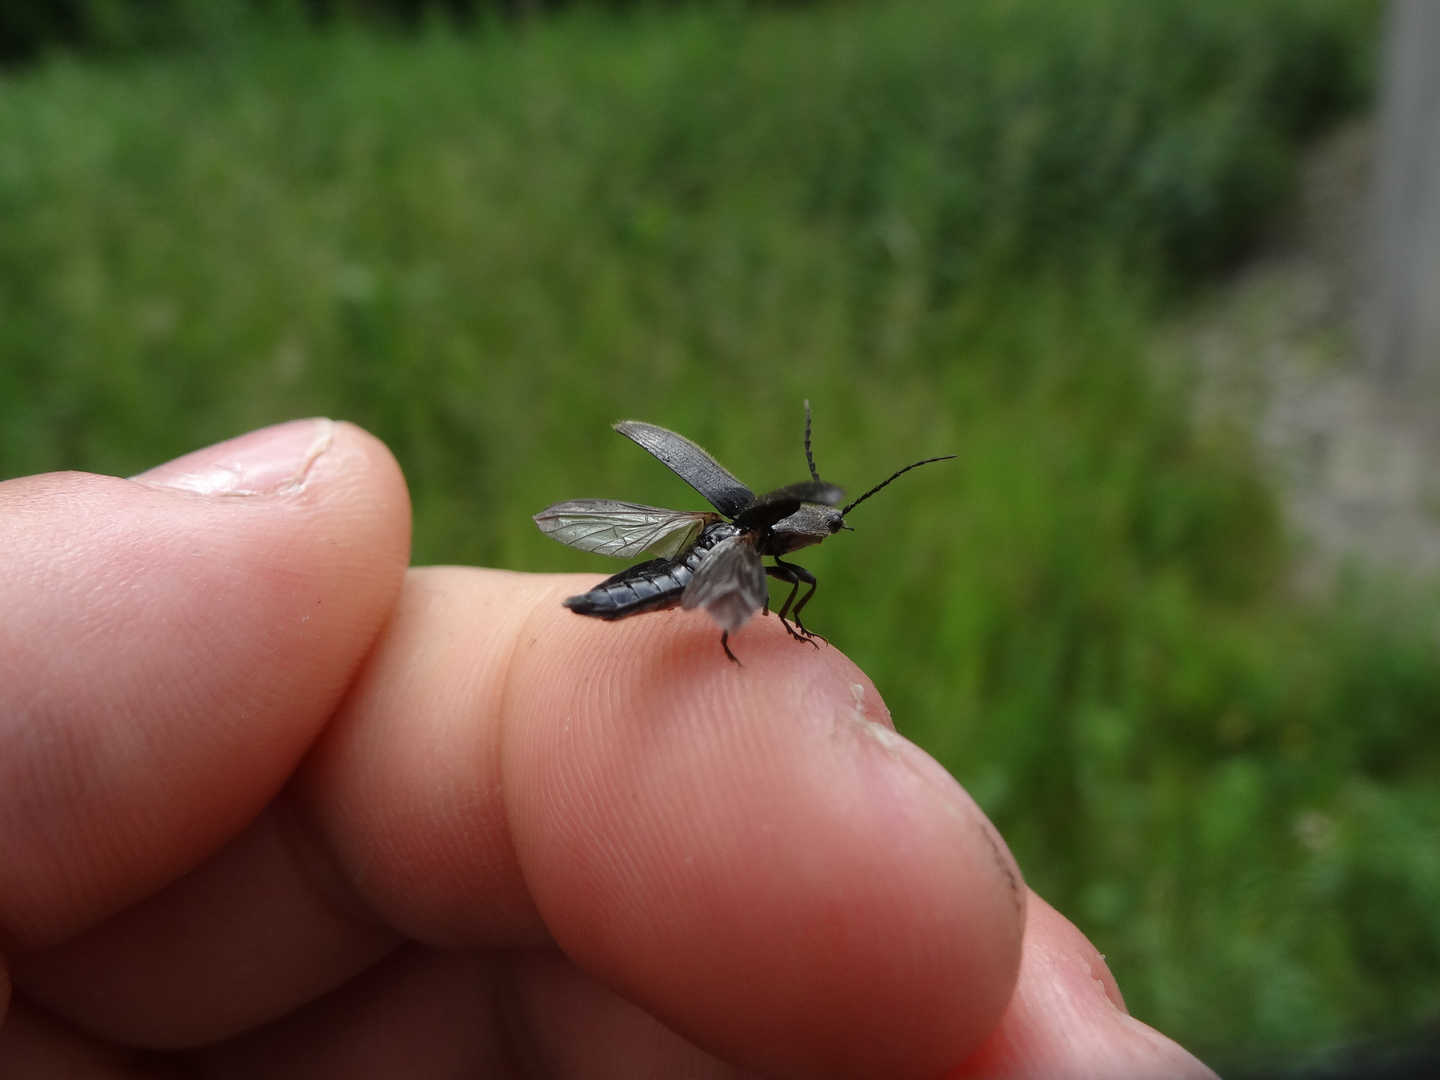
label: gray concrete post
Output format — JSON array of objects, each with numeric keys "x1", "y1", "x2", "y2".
[{"x1": 1364, "y1": 0, "x2": 1440, "y2": 393}]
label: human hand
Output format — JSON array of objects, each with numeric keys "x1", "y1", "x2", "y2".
[{"x1": 0, "y1": 419, "x2": 1215, "y2": 1078}]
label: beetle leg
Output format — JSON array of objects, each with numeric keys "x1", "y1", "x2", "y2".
[
  {"x1": 778, "y1": 558, "x2": 825, "y2": 644},
  {"x1": 721, "y1": 631, "x2": 742, "y2": 665},
  {"x1": 764, "y1": 563, "x2": 808, "y2": 642},
  {"x1": 765, "y1": 564, "x2": 803, "y2": 637},
  {"x1": 791, "y1": 579, "x2": 825, "y2": 644},
  {"x1": 768, "y1": 559, "x2": 822, "y2": 647}
]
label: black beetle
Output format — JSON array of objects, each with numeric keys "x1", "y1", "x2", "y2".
[{"x1": 534, "y1": 402, "x2": 953, "y2": 663}]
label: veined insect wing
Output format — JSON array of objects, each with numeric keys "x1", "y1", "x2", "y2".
[{"x1": 534, "y1": 499, "x2": 719, "y2": 559}]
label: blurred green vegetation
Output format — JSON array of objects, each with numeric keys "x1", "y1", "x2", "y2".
[
  {"x1": 0, "y1": 0, "x2": 545, "y2": 66},
  {"x1": 2, "y1": 0, "x2": 1435, "y2": 1069}
]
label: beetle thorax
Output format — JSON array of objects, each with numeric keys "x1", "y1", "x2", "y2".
[{"x1": 762, "y1": 504, "x2": 845, "y2": 554}]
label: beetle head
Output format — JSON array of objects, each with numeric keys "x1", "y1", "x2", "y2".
[{"x1": 768, "y1": 503, "x2": 848, "y2": 553}]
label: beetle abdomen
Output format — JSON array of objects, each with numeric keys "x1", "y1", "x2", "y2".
[
  {"x1": 563, "y1": 522, "x2": 741, "y2": 620},
  {"x1": 563, "y1": 557, "x2": 688, "y2": 619}
]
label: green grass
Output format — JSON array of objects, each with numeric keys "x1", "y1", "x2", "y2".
[{"x1": 4, "y1": 0, "x2": 1436, "y2": 1069}]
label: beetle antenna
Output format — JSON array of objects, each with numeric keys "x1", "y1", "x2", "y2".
[
  {"x1": 803, "y1": 400, "x2": 821, "y2": 481},
  {"x1": 841, "y1": 455, "x2": 956, "y2": 516}
]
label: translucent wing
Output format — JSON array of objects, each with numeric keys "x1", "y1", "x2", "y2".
[
  {"x1": 614, "y1": 421, "x2": 756, "y2": 518},
  {"x1": 681, "y1": 533, "x2": 767, "y2": 633},
  {"x1": 534, "y1": 500, "x2": 720, "y2": 559}
]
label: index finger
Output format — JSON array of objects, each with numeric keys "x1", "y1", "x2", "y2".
[{"x1": 303, "y1": 566, "x2": 1026, "y2": 1080}]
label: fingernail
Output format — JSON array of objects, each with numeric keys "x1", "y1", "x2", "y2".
[{"x1": 132, "y1": 418, "x2": 336, "y2": 496}]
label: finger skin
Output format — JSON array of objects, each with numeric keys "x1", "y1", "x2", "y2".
[
  {"x1": 0, "y1": 997, "x2": 170, "y2": 1080},
  {"x1": 193, "y1": 907, "x2": 1216, "y2": 1080},
  {"x1": 294, "y1": 568, "x2": 555, "y2": 949},
  {"x1": 4, "y1": 906, "x2": 1218, "y2": 1080},
  {"x1": 9, "y1": 806, "x2": 402, "y2": 1047},
  {"x1": 11, "y1": 562, "x2": 1026, "y2": 1075},
  {"x1": 0, "y1": 418, "x2": 410, "y2": 947},
  {"x1": 951, "y1": 893, "x2": 1218, "y2": 1080},
  {"x1": 195, "y1": 946, "x2": 527, "y2": 1080},
  {"x1": 505, "y1": 949, "x2": 758, "y2": 1080},
  {"x1": 196, "y1": 946, "x2": 757, "y2": 1080},
  {"x1": 308, "y1": 566, "x2": 1027, "y2": 1080}
]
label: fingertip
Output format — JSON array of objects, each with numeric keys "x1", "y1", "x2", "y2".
[{"x1": 503, "y1": 597, "x2": 1026, "y2": 1079}]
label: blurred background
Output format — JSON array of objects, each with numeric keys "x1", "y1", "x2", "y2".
[{"x1": 2, "y1": 0, "x2": 1437, "y2": 1073}]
